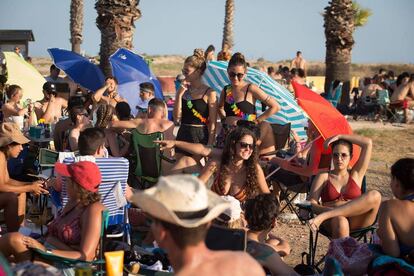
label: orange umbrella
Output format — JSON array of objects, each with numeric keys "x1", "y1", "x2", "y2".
[{"x1": 292, "y1": 81, "x2": 360, "y2": 166}]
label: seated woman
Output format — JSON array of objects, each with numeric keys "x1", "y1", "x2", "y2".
[
  {"x1": 156, "y1": 126, "x2": 270, "y2": 202},
  {"x1": 0, "y1": 161, "x2": 105, "y2": 265},
  {"x1": 217, "y1": 52, "x2": 280, "y2": 155},
  {"x1": 244, "y1": 194, "x2": 296, "y2": 275},
  {"x1": 0, "y1": 123, "x2": 47, "y2": 232},
  {"x1": 308, "y1": 134, "x2": 381, "y2": 238},
  {"x1": 1, "y1": 85, "x2": 32, "y2": 129},
  {"x1": 377, "y1": 158, "x2": 414, "y2": 258},
  {"x1": 68, "y1": 106, "x2": 91, "y2": 151},
  {"x1": 95, "y1": 104, "x2": 129, "y2": 157}
]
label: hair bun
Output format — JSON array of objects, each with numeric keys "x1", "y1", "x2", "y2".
[
  {"x1": 232, "y1": 52, "x2": 245, "y2": 61},
  {"x1": 193, "y1": 48, "x2": 205, "y2": 60}
]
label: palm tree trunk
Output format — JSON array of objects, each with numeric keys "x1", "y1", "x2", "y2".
[
  {"x1": 70, "y1": 0, "x2": 83, "y2": 54},
  {"x1": 222, "y1": 0, "x2": 234, "y2": 52},
  {"x1": 324, "y1": 0, "x2": 355, "y2": 106},
  {"x1": 96, "y1": 0, "x2": 141, "y2": 76}
]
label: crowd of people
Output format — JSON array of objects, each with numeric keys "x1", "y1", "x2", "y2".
[{"x1": 0, "y1": 45, "x2": 413, "y2": 275}]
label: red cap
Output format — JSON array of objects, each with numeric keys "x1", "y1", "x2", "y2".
[{"x1": 55, "y1": 161, "x2": 101, "y2": 192}]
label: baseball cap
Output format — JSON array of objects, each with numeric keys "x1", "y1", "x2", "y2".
[
  {"x1": 55, "y1": 161, "x2": 101, "y2": 192},
  {"x1": 43, "y1": 82, "x2": 57, "y2": 93}
]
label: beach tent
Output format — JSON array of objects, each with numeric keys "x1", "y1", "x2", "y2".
[{"x1": 3, "y1": 52, "x2": 45, "y2": 102}]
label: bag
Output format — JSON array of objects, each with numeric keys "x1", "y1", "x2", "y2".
[{"x1": 326, "y1": 237, "x2": 373, "y2": 275}]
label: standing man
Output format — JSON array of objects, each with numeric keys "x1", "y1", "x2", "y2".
[
  {"x1": 14, "y1": 47, "x2": 24, "y2": 59},
  {"x1": 131, "y1": 174, "x2": 265, "y2": 276},
  {"x1": 136, "y1": 82, "x2": 155, "y2": 118},
  {"x1": 93, "y1": 76, "x2": 125, "y2": 107},
  {"x1": 291, "y1": 51, "x2": 307, "y2": 76},
  {"x1": 45, "y1": 65, "x2": 65, "y2": 83}
]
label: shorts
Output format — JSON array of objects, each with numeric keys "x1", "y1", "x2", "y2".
[{"x1": 176, "y1": 124, "x2": 208, "y2": 155}]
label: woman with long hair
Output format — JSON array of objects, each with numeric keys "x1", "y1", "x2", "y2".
[
  {"x1": 173, "y1": 49, "x2": 217, "y2": 147},
  {"x1": 95, "y1": 103, "x2": 129, "y2": 157},
  {"x1": 0, "y1": 161, "x2": 105, "y2": 268},
  {"x1": 156, "y1": 126, "x2": 269, "y2": 202},
  {"x1": 217, "y1": 52, "x2": 280, "y2": 155},
  {"x1": 0, "y1": 123, "x2": 47, "y2": 232},
  {"x1": 308, "y1": 134, "x2": 381, "y2": 238},
  {"x1": 1, "y1": 85, "x2": 32, "y2": 129}
]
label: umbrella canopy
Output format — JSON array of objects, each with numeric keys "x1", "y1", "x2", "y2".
[
  {"x1": 4, "y1": 52, "x2": 45, "y2": 101},
  {"x1": 203, "y1": 61, "x2": 308, "y2": 139},
  {"x1": 110, "y1": 48, "x2": 163, "y2": 116},
  {"x1": 48, "y1": 48, "x2": 105, "y2": 92},
  {"x1": 292, "y1": 81, "x2": 360, "y2": 166}
]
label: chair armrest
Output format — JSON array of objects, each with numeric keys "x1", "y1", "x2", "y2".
[
  {"x1": 160, "y1": 154, "x2": 176, "y2": 164},
  {"x1": 295, "y1": 202, "x2": 314, "y2": 221}
]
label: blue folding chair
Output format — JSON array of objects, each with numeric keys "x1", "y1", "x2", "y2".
[{"x1": 59, "y1": 157, "x2": 131, "y2": 244}]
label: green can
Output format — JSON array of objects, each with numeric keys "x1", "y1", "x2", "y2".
[{"x1": 74, "y1": 264, "x2": 92, "y2": 276}]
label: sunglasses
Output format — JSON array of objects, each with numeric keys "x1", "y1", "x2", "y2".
[
  {"x1": 228, "y1": 71, "x2": 244, "y2": 80},
  {"x1": 333, "y1": 152, "x2": 349, "y2": 159},
  {"x1": 238, "y1": 141, "x2": 254, "y2": 150}
]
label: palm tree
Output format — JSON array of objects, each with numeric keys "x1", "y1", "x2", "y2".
[
  {"x1": 323, "y1": 0, "x2": 371, "y2": 105},
  {"x1": 95, "y1": 0, "x2": 141, "y2": 76},
  {"x1": 70, "y1": 0, "x2": 83, "y2": 54},
  {"x1": 222, "y1": 0, "x2": 235, "y2": 52}
]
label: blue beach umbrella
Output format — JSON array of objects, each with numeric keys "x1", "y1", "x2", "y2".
[
  {"x1": 110, "y1": 48, "x2": 163, "y2": 116},
  {"x1": 47, "y1": 48, "x2": 105, "y2": 91},
  {"x1": 203, "y1": 61, "x2": 308, "y2": 139}
]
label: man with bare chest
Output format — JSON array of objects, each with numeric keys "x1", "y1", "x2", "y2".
[{"x1": 34, "y1": 82, "x2": 68, "y2": 123}]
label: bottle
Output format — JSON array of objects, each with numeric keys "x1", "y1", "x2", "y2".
[{"x1": 44, "y1": 124, "x2": 51, "y2": 138}]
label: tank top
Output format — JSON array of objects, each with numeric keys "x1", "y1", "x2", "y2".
[
  {"x1": 223, "y1": 84, "x2": 256, "y2": 121},
  {"x1": 320, "y1": 175, "x2": 361, "y2": 203},
  {"x1": 181, "y1": 87, "x2": 210, "y2": 125}
]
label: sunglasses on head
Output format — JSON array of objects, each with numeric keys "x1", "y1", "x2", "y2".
[
  {"x1": 228, "y1": 71, "x2": 244, "y2": 80},
  {"x1": 333, "y1": 152, "x2": 349, "y2": 159},
  {"x1": 238, "y1": 141, "x2": 254, "y2": 150}
]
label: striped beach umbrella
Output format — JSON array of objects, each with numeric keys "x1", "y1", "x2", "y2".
[{"x1": 203, "y1": 61, "x2": 308, "y2": 139}]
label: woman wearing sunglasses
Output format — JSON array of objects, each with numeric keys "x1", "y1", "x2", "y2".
[
  {"x1": 156, "y1": 126, "x2": 270, "y2": 202},
  {"x1": 307, "y1": 134, "x2": 381, "y2": 238},
  {"x1": 217, "y1": 53, "x2": 280, "y2": 155}
]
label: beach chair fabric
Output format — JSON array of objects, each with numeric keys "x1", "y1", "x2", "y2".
[
  {"x1": 60, "y1": 157, "x2": 129, "y2": 226},
  {"x1": 131, "y1": 130, "x2": 163, "y2": 189}
]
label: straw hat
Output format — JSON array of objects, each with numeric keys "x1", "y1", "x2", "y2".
[
  {"x1": 0, "y1": 122, "x2": 30, "y2": 147},
  {"x1": 131, "y1": 174, "x2": 230, "y2": 228}
]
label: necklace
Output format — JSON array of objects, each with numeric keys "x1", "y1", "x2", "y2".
[
  {"x1": 225, "y1": 86, "x2": 256, "y2": 121},
  {"x1": 185, "y1": 88, "x2": 208, "y2": 124}
]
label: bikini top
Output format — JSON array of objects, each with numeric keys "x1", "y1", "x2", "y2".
[
  {"x1": 181, "y1": 87, "x2": 210, "y2": 125},
  {"x1": 320, "y1": 175, "x2": 362, "y2": 203},
  {"x1": 211, "y1": 172, "x2": 247, "y2": 202},
  {"x1": 48, "y1": 203, "x2": 86, "y2": 246},
  {"x1": 223, "y1": 84, "x2": 257, "y2": 121}
]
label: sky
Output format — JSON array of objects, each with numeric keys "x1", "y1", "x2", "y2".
[{"x1": 0, "y1": 0, "x2": 413, "y2": 63}]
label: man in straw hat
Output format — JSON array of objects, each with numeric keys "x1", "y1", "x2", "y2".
[
  {"x1": 131, "y1": 174, "x2": 264, "y2": 276},
  {"x1": 0, "y1": 122, "x2": 48, "y2": 232}
]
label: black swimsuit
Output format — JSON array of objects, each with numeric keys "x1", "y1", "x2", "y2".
[
  {"x1": 223, "y1": 84, "x2": 256, "y2": 119},
  {"x1": 176, "y1": 88, "x2": 210, "y2": 153}
]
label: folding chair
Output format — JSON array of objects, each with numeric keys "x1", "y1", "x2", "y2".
[
  {"x1": 376, "y1": 89, "x2": 391, "y2": 121},
  {"x1": 205, "y1": 224, "x2": 247, "y2": 251},
  {"x1": 296, "y1": 176, "x2": 377, "y2": 272},
  {"x1": 131, "y1": 130, "x2": 175, "y2": 190},
  {"x1": 328, "y1": 82, "x2": 343, "y2": 108},
  {"x1": 32, "y1": 210, "x2": 109, "y2": 274},
  {"x1": 60, "y1": 156, "x2": 131, "y2": 244},
  {"x1": 270, "y1": 123, "x2": 291, "y2": 151}
]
